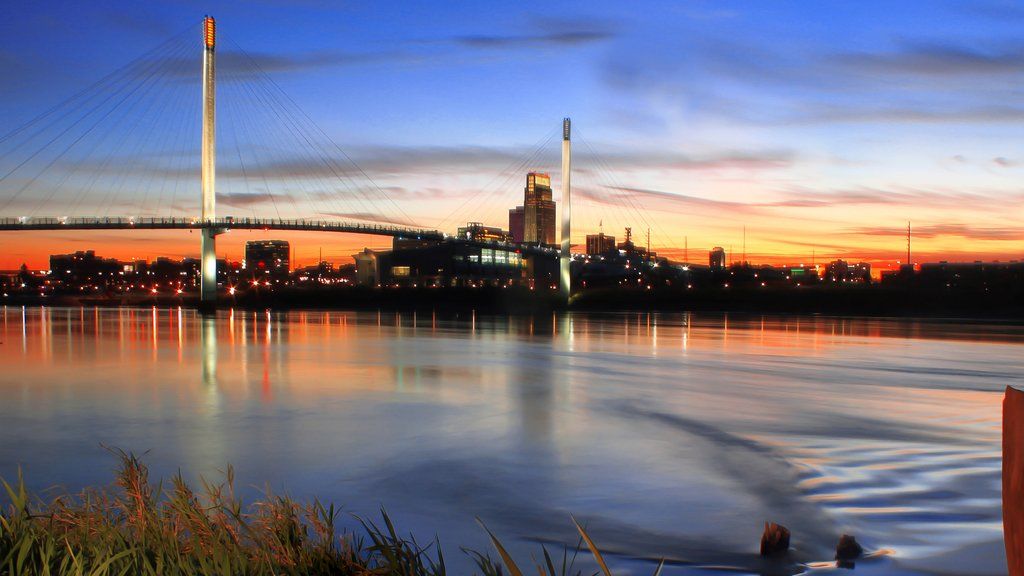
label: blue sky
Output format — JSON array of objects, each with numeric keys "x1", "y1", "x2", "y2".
[{"x1": 1, "y1": 0, "x2": 1023, "y2": 267}]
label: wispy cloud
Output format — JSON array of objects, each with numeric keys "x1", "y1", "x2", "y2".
[
  {"x1": 832, "y1": 42, "x2": 1024, "y2": 76},
  {"x1": 218, "y1": 192, "x2": 291, "y2": 208},
  {"x1": 454, "y1": 30, "x2": 614, "y2": 49},
  {"x1": 145, "y1": 49, "x2": 416, "y2": 82},
  {"x1": 316, "y1": 211, "x2": 421, "y2": 227},
  {"x1": 577, "y1": 184, "x2": 1024, "y2": 217},
  {"x1": 847, "y1": 223, "x2": 1024, "y2": 241},
  {"x1": 449, "y1": 17, "x2": 616, "y2": 50}
]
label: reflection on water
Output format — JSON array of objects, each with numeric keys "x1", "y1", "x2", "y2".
[{"x1": 0, "y1": 306, "x2": 1020, "y2": 575}]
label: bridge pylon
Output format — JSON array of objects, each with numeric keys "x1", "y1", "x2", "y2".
[
  {"x1": 199, "y1": 16, "x2": 222, "y2": 313},
  {"x1": 559, "y1": 118, "x2": 572, "y2": 303}
]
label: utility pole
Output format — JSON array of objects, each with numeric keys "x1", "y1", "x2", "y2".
[
  {"x1": 684, "y1": 236, "x2": 688, "y2": 264},
  {"x1": 199, "y1": 16, "x2": 221, "y2": 313},
  {"x1": 559, "y1": 118, "x2": 571, "y2": 303},
  {"x1": 742, "y1": 225, "x2": 746, "y2": 266},
  {"x1": 646, "y1": 228, "x2": 650, "y2": 263}
]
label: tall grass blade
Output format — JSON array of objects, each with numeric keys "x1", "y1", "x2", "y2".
[
  {"x1": 476, "y1": 518, "x2": 524, "y2": 576},
  {"x1": 571, "y1": 515, "x2": 612, "y2": 576}
]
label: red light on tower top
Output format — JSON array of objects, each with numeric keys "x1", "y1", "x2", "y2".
[{"x1": 204, "y1": 16, "x2": 216, "y2": 49}]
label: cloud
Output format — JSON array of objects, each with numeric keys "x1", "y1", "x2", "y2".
[
  {"x1": 591, "y1": 186, "x2": 753, "y2": 211},
  {"x1": 450, "y1": 17, "x2": 616, "y2": 50},
  {"x1": 316, "y1": 211, "x2": 422, "y2": 227},
  {"x1": 144, "y1": 49, "x2": 414, "y2": 82},
  {"x1": 847, "y1": 223, "x2": 1024, "y2": 241},
  {"x1": 455, "y1": 30, "x2": 614, "y2": 49},
  {"x1": 832, "y1": 42, "x2": 1024, "y2": 76},
  {"x1": 793, "y1": 104, "x2": 1024, "y2": 124},
  {"x1": 217, "y1": 192, "x2": 290, "y2": 207},
  {"x1": 958, "y1": 1, "x2": 1024, "y2": 21},
  {"x1": 576, "y1": 184, "x2": 1024, "y2": 219},
  {"x1": 775, "y1": 187, "x2": 1024, "y2": 209},
  {"x1": 598, "y1": 23, "x2": 1024, "y2": 129},
  {"x1": 275, "y1": 145, "x2": 793, "y2": 176}
]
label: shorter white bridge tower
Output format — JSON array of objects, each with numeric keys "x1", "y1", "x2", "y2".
[{"x1": 559, "y1": 118, "x2": 571, "y2": 302}]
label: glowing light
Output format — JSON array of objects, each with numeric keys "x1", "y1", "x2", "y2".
[{"x1": 204, "y1": 17, "x2": 216, "y2": 49}]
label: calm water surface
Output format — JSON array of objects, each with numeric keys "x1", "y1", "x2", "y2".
[{"x1": 0, "y1": 306, "x2": 1020, "y2": 575}]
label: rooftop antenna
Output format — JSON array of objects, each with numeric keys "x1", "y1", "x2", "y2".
[
  {"x1": 742, "y1": 226, "x2": 746, "y2": 265},
  {"x1": 684, "y1": 235, "x2": 688, "y2": 264}
]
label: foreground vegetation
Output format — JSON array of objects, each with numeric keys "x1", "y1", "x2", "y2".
[{"x1": 1, "y1": 451, "x2": 663, "y2": 576}]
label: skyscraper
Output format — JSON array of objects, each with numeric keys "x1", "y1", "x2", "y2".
[{"x1": 523, "y1": 172, "x2": 556, "y2": 245}]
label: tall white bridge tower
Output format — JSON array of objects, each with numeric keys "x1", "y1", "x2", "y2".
[{"x1": 200, "y1": 16, "x2": 221, "y2": 311}]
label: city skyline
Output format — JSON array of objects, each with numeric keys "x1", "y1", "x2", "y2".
[{"x1": 2, "y1": 1, "x2": 1023, "y2": 270}]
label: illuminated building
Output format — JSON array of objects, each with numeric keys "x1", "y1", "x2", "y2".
[
  {"x1": 523, "y1": 172, "x2": 556, "y2": 245},
  {"x1": 244, "y1": 240, "x2": 290, "y2": 278},
  {"x1": 586, "y1": 233, "x2": 615, "y2": 255},
  {"x1": 49, "y1": 250, "x2": 121, "y2": 287},
  {"x1": 353, "y1": 248, "x2": 380, "y2": 286},
  {"x1": 375, "y1": 243, "x2": 526, "y2": 287},
  {"x1": 710, "y1": 247, "x2": 726, "y2": 270},
  {"x1": 458, "y1": 222, "x2": 511, "y2": 242},
  {"x1": 508, "y1": 206, "x2": 525, "y2": 243}
]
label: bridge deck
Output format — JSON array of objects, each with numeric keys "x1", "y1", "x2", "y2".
[{"x1": 0, "y1": 217, "x2": 557, "y2": 255}]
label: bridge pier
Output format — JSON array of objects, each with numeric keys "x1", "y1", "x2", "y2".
[{"x1": 199, "y1": 228, "x2": 218, "y2": 313}]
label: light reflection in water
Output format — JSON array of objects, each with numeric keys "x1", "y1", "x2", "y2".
[{"x1": 0, "y1": 306, "x2": 1020, "y2": 575}]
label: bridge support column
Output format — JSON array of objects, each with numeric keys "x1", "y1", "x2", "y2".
[
  {"x1": 559, "y1": 118, "x2": 571, "y2": 304},
  {"x1": 199, "y1": 16, "x2": 218, "y2": 314},
  {"x1": 200, "y1": 228, "x2": 217, "y2": 309}
]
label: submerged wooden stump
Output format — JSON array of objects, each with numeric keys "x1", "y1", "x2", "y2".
[
  {"x1": 760, "y1": 522, "x2": 790, "y2": 557},
  {"x1": 1005, "y1": 385, "x2": 1024, "y2": 575}
]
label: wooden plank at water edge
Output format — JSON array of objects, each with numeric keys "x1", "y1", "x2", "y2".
[{"x1": 1005, "y1": 385, "x2": 1024, "y2": 574}]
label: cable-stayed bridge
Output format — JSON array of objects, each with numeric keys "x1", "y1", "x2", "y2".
[{"x1": 0, "y1": 16, "x2": 661, "y2": 308}]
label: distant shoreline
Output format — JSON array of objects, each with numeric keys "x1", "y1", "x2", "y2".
[{"x1": 4, "y1": 284, "x2": 1023, "y2": 321}]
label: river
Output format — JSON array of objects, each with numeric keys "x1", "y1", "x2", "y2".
[{"x1": 0, "y1": 306, "x2": 1018, "y2": 575}]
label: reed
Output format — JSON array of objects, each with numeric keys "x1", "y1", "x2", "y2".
[{"x1": 0, "y1": 451, "x2": 659, "y2": 576}]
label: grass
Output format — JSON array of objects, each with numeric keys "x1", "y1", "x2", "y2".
[{"x1": 0, "y1": 451, "x2": 663, "y2": 576}]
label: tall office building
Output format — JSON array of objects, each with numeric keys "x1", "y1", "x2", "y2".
[
  {"x1": 709, "y1": 247, "x2": 726, "y2": 270},
  {"x1": 245, "y1": 240, "x2": 290, "y2": 278},
  {"x1": 508, "y1": 206, "x2": 525, "y2": 243},
  {"x1": 523, "y1": 172, "x2": 556, "y2": 245}
]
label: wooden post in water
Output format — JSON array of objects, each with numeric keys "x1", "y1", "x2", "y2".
[{"x1": 1004, "y1": 385, "x2": 1024, "y2": 574}]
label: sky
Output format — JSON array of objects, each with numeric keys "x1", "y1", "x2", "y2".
[{"x1": 1, "y1": 0, "x2": 1023, "y2": 271}]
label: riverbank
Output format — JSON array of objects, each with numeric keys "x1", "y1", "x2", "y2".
[
  {"x1": 2, "y1": 453, "x2": 888, "y2": 576},
  {"x1": 7, "y1": 283, "x2": 1024, "y2": 319}
]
